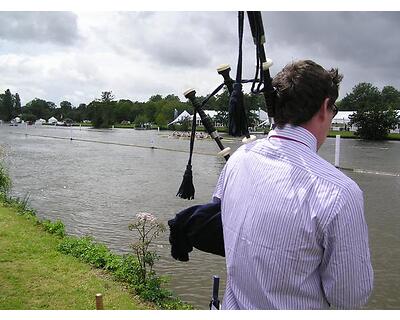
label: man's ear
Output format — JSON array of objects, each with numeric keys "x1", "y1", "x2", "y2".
[{"x1": 318, "y1": 97, "x2": 331, "y2": 120}]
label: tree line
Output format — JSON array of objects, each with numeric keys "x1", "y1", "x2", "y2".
[
  {"x1": 0, "y1": 88, "x2": 264, "y2": 129},
  {"x1": 1, "y1": 82, "x2": 399, "y2": 138}
]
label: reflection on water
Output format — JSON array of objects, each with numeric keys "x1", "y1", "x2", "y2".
[{"x1": 1, "y1": 125, "x2": 399, "y2": 309}]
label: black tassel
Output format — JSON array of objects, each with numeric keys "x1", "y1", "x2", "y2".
[
  {"x1": 176, "y1": 164, "x2": 195, "y2": 200},
  {"x1": 228, "y1": 83, "x2": 248, "y2": 136}
]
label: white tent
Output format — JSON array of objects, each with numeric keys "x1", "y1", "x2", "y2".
[
  {"x1": 256, "y1": 108, "x2": 269, "y2": 122},
  {"x1": 48, "y1": 117, "x2": 58, "y2": 124},
  {"x1": 252, "y1": 108, "x2": 270, "y2": 127},
  {"x1": 168, "y1": 110, "x2": 191, "y2": 125},
  {"x1": 332, "y1": 111, "x2": 355, "y2": 124},
  {"x1": 35, "y1": 118, "x2": 46, "y2": 125},
  {"x1": 194, "y1": 110, "x2": 219, "y2": 126}
]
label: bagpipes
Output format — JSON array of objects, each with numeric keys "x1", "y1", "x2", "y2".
[{"x1": 168, "y1": 11, "x2": 276, "y2": 262}]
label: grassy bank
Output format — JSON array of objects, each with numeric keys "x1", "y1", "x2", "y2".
[
  {"x1": 0, "y1": 159, "x2": 191, "y2": 310},
  {"x1": 0, "y1": 204, "x2": 150, "y2": 310}
]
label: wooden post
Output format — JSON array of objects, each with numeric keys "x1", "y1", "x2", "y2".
[{"x1": 96, "y1": 293, "x2": 104, "y2": 310}]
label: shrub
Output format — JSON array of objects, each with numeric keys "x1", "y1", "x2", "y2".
[
  {"x1": 13, "y1": 194, "x2": 36, "y2": 216},
  {"x1": 58, "y1": 236, "x2": 114, "y2": 268},
  {"x1": 41, "y1": 219, "x2": 66, "y2": 237},
  {"x1": 0, "y1": 163, "x2": 11, "y2": 195},
  {"x1": 349, "y1": 109, "x2": 399, "y2": 140}
]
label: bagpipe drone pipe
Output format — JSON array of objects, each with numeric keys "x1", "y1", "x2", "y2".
[{"x1": 168, "y1": 11, "x2": 277, "y2": 262}]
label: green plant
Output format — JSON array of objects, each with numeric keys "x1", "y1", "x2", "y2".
[
  {"x1": 110, "y1": 255, "x2": 142, "y2": 285},
  {"x1": 58, "y1": 236, "x2": 114, "y2": 268},
  {"x1": 0, "y1": 191, "x2": 37, "y2": 218},
  {"x1": 41, "y1": 219, "x2": 66, "y2": 237},
  {"x1": 13, "y1": 194, "x2": 34, "y2": 215},
  {"x1": 0, "y1": 163, "x2": 11, "y2": 195},
  {"x1": 128, "y1": 212, "x2": 166, "y2": 285}
]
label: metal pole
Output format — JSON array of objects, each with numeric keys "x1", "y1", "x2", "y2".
[{"x1": 209, "y1": 275, "x2": 221, "y2": 310}]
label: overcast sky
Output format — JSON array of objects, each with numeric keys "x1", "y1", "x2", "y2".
[{"x1": 1, "y1": 11, "x2": 400, "y2": 107}]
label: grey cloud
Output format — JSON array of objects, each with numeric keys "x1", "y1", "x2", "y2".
[
  {"x1": 3, "y1": 11, "x2": 400, "y2": 105},
  {"x1": 0, "y1": 12, "x2": 79, "y2": 45},
  {"x1": 262, "y1": 12, "x2": 400, "y2": 72},
  {"x1": 88, "y1": 11, "x2": 400, "y2": 97},
  {"x1": 113, "y1": 12, "x2": 237, "y2": 68}
]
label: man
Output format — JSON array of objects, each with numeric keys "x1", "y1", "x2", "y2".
[{"x1": 213, "y1": 60, "x2": 373, "y2": 309}]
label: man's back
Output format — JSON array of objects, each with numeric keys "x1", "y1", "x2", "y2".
[{"x1": 213, "y1": 125, "x2": 373, "y2": 309}]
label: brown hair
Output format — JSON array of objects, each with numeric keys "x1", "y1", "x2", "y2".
[{"x1": 272, "y1": 60, "x2": 343, "y2": 127}]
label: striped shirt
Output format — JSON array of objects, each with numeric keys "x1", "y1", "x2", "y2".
[{"x1": 213, "y1": 125, "x2": 373, "y2": 309}]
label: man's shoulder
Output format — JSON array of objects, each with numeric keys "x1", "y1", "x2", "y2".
[
  {"x1": 310, "y1": 154, "x2": 362, "y2": 196},
  {"x1": 229, "y1": 138, "x2": 361, "y2": 195}
]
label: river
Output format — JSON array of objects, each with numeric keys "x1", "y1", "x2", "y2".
[{"x1": 0, "y1": 124, "x2": 399, "y2": 309}]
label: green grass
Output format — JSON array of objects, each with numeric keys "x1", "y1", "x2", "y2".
[
  {"x1": 387, "y1": 133, "x2": 400, "y2": 140},
  {"x1": 328, "y1": 130, "x2": 400, "y2": 140},
  {"x1": 328, "y1": 130, "x2": 357, "y2": 138},
  {"x1": 0, "y1": 205, "x2": 151, "y2": 310}
]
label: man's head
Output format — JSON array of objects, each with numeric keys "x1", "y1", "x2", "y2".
[
  {"x1": 272, "y1": 60, "x2": 343, "y2": 127},
  {"x1": 272, "y1": 60, "x2": 343, "y2": 149}
]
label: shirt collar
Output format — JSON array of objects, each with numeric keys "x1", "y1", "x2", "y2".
[{"x1": 267, "y1": 124, "x2": 318, "y2": 153}]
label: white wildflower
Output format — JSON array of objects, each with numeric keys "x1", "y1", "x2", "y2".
[{"x1": 136, "y1": 212, "x2": 157, "y2": 223}]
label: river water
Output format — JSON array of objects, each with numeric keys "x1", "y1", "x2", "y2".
[{"x1": 0, "y1": 124, "x2": 399, "y2": 309}]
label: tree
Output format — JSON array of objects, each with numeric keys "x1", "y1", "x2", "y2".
[
  {"x1": 24, "y1": 98, "x2": 52, "y2": 120},
  {"x1": 214, "y1": 111, "x2": 228, "y2": 127},
  {"x1": 148, "y1": 94, "x2": 163, "y2": 103},
  {"x1": 381, "y1": 86, "x2": 400, "y2": 109},
  {"x1": 155, "y1": 112, "x2": 167, "y2": 126},
  {"x1": 340, "y1": 82, "x2": 400, "y2": 140},
  {"x1": 164, "y1": 94, "x2": 181, "y2": 103},
  {"x1": 134, "y1": 114, "x2": 149, "y2": 128},
  {"x1": 90, "y1": 102, "x2": 115, "y2": 129},
  {"x1": 21, "y1": 113, "x2": 37, "y2": 122},
  {"x1": 1, "y1": 89, "x2": 14, "y2": 121},
  {"x1": 214, "y1": 88, "x2": 230, "y2": 112},
  {"x1": 14, "y1": 93, "x2": 22, "y2": 116},
  {"x1": 101, "y1": 91, "x2": 115, "y2": 103},
  {"x1": 339, "y1": 83, "x2": 381, "y2": 111},
  {"x1": 59, "y1": 100, "x2": 73, "y2": 120},
  {"x1": 76, "y1": 103, "x2": 88, "y2": 121},
  {"x1": 89, "y1": 92, "x2": 116, "y2": 128},
  {"x1": 349, "y1": 109, "x2": 399, "y2": 140}
]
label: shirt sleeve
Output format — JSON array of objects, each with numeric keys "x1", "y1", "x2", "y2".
[
  {"x1": 320, "y1": 186, "x2": 374, "y2": 309},
  {"x1": 212, "y1": 164, "x2": 227, "y2": 203}
]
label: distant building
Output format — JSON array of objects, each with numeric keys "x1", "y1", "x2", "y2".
[
  {"x1": 194, "y1": 110, "x2": 223, "y2": 127},
  {"x1": 35, "y1": 118, "x2": 46, "y2": 125},
  {"x1": 331, "y1": 111, "x2": 356, "y2": 131},
  {"x1": 48, "y1": 117, "x2": 58, "y2": 124},
  {"x1": 391, "y1": 110, "x2": 400, "y2": 133}
]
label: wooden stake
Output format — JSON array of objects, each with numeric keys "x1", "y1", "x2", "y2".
[{"x1": 96, "y1": 293, "x2": 104, "y2": 310}]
